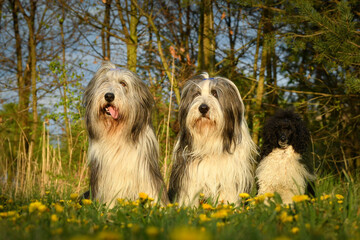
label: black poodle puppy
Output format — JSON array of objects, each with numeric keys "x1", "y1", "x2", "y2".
[{"x1": 256, "y1": 109, "x2": 315, "y2": 204}]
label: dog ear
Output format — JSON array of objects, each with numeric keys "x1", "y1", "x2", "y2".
[
  {"x1": 130, "y1": 77, "x2": 154, "y2": 142},
  {"x1": 292, "y1": 115, "x2": 310, "y2": 154},
  {"x1": 260, "y1": 117, "x2": 279, "y2": 158},
  {"x1": 168, "y1": 144, "x2": 188, "y2": 203},
  {"x1": 217, "y1": 80, "x2": 244, "y2": 153}
]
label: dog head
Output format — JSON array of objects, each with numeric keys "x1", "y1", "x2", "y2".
[
  {"x1": 262, "y1": 109, "x2": 310, "y2": 153},
  {"x1": 83, "y1": 62, "x2": 153, "y2": 142},
  {"x1": 178, "y1": 73, "x2": 245, "y2": 154},
  {"x1": 275, "y1": 119, "x2": 295, "y2": 148}
]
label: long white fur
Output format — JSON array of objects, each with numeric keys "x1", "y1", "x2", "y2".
[
  {"x1": 88, "y1": 126, "x2": 160, "y2": 207},
  {"x1": 174, "y1": 76, "x2": 256, "y2": 205},
  {"x1": 256, "y1": 146, "x2": 315, "y2": 204},
  {"x1": 84, "y1": 62, "x2": 166, "y2": 207}
]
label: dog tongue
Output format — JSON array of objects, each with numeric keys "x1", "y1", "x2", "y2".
[{"x1": 108, "y1": 106, "x2": 119, "y2": 119}]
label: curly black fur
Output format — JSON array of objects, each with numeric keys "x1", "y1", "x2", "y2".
[{"x1": 259, "y1": 109, "x2": 315, "y2": 196}]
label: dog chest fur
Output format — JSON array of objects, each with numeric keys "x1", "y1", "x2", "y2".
[
  {"x1": 88, "y1": 125, "x2": 159, "y2": 207},
  {"x1": 256, "y1": 146, "x2": 309, "y2": 203},
  {"x1": 178, "y1": 145, "x2": 253, "y2": 205}
]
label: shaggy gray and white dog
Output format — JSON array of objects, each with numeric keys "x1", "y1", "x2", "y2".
[
  {"x1": 168, "y1": 73, "x2": 257, "y2": 205},
  {"x1": 83, "y1": 62, "x2": 168, "y2": 207}
]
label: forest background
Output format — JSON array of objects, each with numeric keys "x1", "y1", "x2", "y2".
[{"x1": 0, "y1": 0, "x2": 359, "y2": 198}]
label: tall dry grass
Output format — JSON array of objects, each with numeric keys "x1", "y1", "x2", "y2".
[{"x1": 0, "y1": 121, "x2": 88, "y2": 199}]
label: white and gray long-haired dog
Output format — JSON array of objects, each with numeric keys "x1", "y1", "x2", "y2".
[
  {"x1": 83, "y1": 62, "x2": 168, "y2": 207},
  {"x1": 168, "y1": 73, "x2": 257, "y2": 205}
]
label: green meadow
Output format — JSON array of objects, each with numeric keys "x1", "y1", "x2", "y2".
[{"x1": 1, "y1": 175, "x2": 359, "y2": 240}]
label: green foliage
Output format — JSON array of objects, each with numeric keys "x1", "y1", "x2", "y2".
[
  {"x1": 295, "y1": 0, "x2": 360, "y2": 93},
  {"x1": 0, "y1": 176, "x2": 359, "y2": 239}
]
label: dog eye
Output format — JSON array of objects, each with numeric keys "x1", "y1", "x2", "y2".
[
  {"x1": 211, "y1": 90, "x2": 218, "y2": 98},
  {"x1": 120, "y1": 81, "x2": 127, "y2": 87},
  {"x1": 193, "y1": 92, "x2": 201, "y2": 98}
]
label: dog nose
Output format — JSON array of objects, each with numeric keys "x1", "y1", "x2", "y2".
[
  {"x1": 280, "y1": 135, "x2": 286, "y2": 142},
  {"x1": 104, "y1": 92, "x2": 115, "y2": 102},
  {"x1": 199, "y1": 104, "x2": 209, "y2": 114}
]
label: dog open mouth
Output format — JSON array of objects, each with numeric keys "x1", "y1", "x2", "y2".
[{"x1": 104, "y1": 104, "x2": 119, "y2": 120}]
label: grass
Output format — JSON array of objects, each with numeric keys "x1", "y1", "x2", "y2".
[{"x1": 0, "y1": 175, "x2": 359, "y2": 240}]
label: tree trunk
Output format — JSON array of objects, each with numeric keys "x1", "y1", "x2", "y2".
[
  {"x1": 127, "y1": 0, "x2": 138, "y2": 72},
  {"x1": 16, "y1": 0, "x2": 38, "y2": 161},
  {"x1": 102, "y1": 0, "x2": 111, "y2": 60},
  {"x1": 245, "y1": 16, "x2": 262, "y2": 121},
  {"x1": 134, "y1": 1, "x2": 181, "y2": 105},
  {"x1": 59, "y1": 5, "x2": 73, "y2": 167},
  {"x1": 197, "y1": 0, "x2": 215, "y2": 75},
  {"x1": 11, "y1": 0, "x2": 30, "y2": 144},
  {"x1": 252, "y1": 10, "x2": 270, "y2": 145},
  {"x1": 27, "y1": 0, "x2": 38, "y2": 162}
]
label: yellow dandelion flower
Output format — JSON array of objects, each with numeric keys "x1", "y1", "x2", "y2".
[
  {"x1": 148, "y1": 197, "x2": 154, "y2": 202},
  {"x1": 239, "y1": 193, "x2": 250, "y2": 199},
  {"x1": 29, "y1": 201, "x2": 41, "y2": 213},
  {"x1": 292, "y1": 195, "x2": 309, "y2": 203},
  {"x1": 29, "y1": 201, "x2": 47, "y2": 213},
  {"x1": 199, "y1": 193, "x2": 205, "y2": 198},
  {"x1": 139, "y1": 192, "x2": 148, "y2": 200},
  {"x1": 82, "y1": 199, "x2": 92, "y2": 206},
  {"x1": 70, "y1": 193, "x2": 79, "y2": 201},
  {"x1": 211, "y1": 209, "x2": 229, "y2": 219},
  {"x1": 254, "y1": 195, "x2": 266, "y2": 203},
  {"x1": 74, "y1": 203, "x2": 82, "y2": 209},
  {"x1": 45, "y1": 191, "x2": 50, "y2": 195},
  {"x1": 54, "y1": 203, "x2": 64, "y2": 213},
  {"x1": 202, "y1": 203, "x2": 214, "y2": 210},
  {"x1": 245, "y1": 198, "x2": 254, "y2": 203},
  {"x1": 117, "y1": 198, "x2": 124, "y2": 205},
  {"x1": 265, "y1": 193, "x2": 275, "y2": 198},
  {"x1": 0, "y1": 205, "x2": 3, "y2": 210},
  {"x1": 199, "y1": 214, "x2": 211, "y2": 222},
  {"x1": 146, "y1": 226, "x2": 159, "y2": 237},
  {"x1": 0, "y1": 211, "x2": 17, "y2": 218},
  {"x1": 275, "y1": 204, "x2": 282, "y2": 212},
  {"x1": 51, "y1": 214, "x2": 59, "y2": 222},
  {"x1": 279, "y1": 211, "x2": 293, "y2": 223},
  {"x1": 320, "y1": 194, "x2": 330, "y2": 201},
  {"x1": 170, "y1": 227, "x2": 209, "y2": 240},
  {"x1": 38, "y1": 204, "x2": 48, "y2": 213},
  {"x1": 335, "y1": 194, "x2": 344, "y2": 200},
  {"x1": 97, "y1": 231, "x2": 122, "y2": 240},
  {"x1": 338, "y1": 200, "x2": 343, "y2": 204},
  {"x1": 167, "y1": 203, "x2": 174, "y2": 208},
  {"x1": 291, "y1": 227, "x2": 300, "y2": 234},
  {"x1": 216, "y1": 222, "x2": 225, "y2": 228}
]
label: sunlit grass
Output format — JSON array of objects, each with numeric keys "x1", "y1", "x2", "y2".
[{"x1": 0, "y1": 176, "x2": 359, "y2": 240}]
